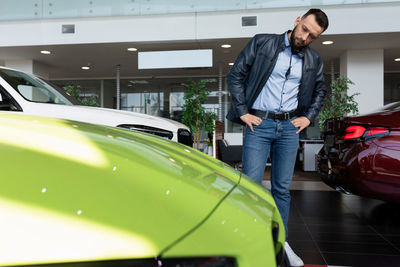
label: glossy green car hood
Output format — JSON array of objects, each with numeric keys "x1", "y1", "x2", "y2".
[{"x1": 0, "y1": 114, "x2": 241, "y2": 265}]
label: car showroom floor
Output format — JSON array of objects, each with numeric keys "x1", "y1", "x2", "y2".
[{"x1": 262, "y1": 168, "x2": 400, "y2": 267}]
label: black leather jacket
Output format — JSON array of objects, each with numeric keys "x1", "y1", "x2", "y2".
[{"x1": 226, "y1": 32, "x2": 326, "y2": 125}]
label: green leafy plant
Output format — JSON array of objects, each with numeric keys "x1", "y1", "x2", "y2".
[
  {"x1": 182, "y1": 79, "x2": 216, "y2": 150},
  {"x1": 63, "y1": 85, "x2": 99, "y2": 107},
  {"x1": 318, "y1": 76, "x2": 359, "y2": 131}
]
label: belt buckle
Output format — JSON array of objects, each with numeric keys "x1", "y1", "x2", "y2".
[{"x1": 284, "y1": 112, "x2": 289, "y2": 120}]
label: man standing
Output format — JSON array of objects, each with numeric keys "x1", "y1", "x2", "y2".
[{"x1": 226, "y1": 9, "x2": 329, "y2": 267}]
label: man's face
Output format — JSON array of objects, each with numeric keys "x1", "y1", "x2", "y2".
[{"x1": 291, "y1": 14, "x2": 324, "y2": 53}]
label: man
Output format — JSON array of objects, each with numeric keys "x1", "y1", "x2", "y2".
[{"x1": 226, "y1": 9, "x2": 329, "y2": 267}]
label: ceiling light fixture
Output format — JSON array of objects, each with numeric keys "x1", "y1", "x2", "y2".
[
  {"x1": 228, "y1": 62, "x2": 234, "y2": 66},
  {"x1": 127, "y1": 47, "x2": 138, "y2": 52},
  {"x1": 395, "y1": 58, "x2": 400, "y2": 62},
  {"x1": 129, "y1": 80, "x2": 149, "y2": 84},
  {"x1": 81, "y1": 66, "x2": 90, "y2": 70},
  {"x1": 40, "y1": 50, "x2": 51, "y2": 55},
  {"x1": 322, "y1": 41, "x2": 334, "y2": 45},
  {"x1": 221, "y1": 44, "x2": 231, "y2": 48}
]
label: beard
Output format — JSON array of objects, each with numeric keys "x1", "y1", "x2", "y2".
[{"x1": 290, "y1": 26, "x2": 306, "y2": 54}]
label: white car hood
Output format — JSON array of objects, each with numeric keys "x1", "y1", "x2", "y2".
[{"x1": 22, "y1": 103, "x2": 189, "y2": 133}]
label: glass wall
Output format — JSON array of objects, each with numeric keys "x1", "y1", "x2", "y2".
[
  {"x1": 121, "y1": 92, "x2": 164, "y2": 116},
  {"x1": 51, "y1": 72, "x2": 338, "y2": 137},
  {"x1": 1, "y1": 0, "x2": 398, "y2": 21},
  {"x1": 52, "y1": 76, "x2": 222, "y2": 124},
  {"x1": 51, "y1": 79, "x2": 101, "y2": 106},
  {"x1": 120, "y1": 77, "x2": 221, "y2": 121}
]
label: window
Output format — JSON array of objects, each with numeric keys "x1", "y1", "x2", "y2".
[
  {"x1": 122, "y1": 92, "x2": 164, "y2": 116},
  {"x1": 0, "y1": 69, "x2": 73, "y2": 105},
  {"x1": 384, "y1": 73, "x2": 400, "y2": 104},
  {"x1": 0, "y1": 86, "x2": 21, "y2": 111}
]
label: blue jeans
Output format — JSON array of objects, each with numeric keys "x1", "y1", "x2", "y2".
[{"x1": 242, "y1": 118, "x2": 299, "y2": 237}]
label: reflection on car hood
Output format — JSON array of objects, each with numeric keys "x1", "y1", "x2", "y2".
[{"x1": 0, "y1": 114, "x2": 237, "y2": 266}]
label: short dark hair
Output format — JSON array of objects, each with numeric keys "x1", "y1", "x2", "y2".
[{"x1": 302, "y1": 9, "x2": 329, "y2": 32}]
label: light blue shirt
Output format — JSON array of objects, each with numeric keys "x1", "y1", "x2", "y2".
[{"x1": 252, "y1": 32, "x2": 303, "y2": 112}]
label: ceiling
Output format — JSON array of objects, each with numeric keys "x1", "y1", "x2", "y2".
[{"x1": 0, "y1": 32, "x2": 399, "y2": 80}]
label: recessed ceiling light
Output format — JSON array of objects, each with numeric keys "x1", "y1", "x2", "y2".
[
  {"x1": 81, "y1": 66, "x2": 90, "y2": 70},
  {"x1": 221, "y1": 44, "x2": 231, "y2": 48},
  {"x1": 322, "y1": 41, "x2": 334, "y2": 45},
  {"x1": 395, "y1": 58, "x2": 400, "y2": 62},
  {"x1": 127, "y1": 47, "x2": 138, "y2": 51},
  {"x1": 228, "y1": 62, "x2": 234, "y2": 66},
  {"x1": 129, "y1": 80, "x2": 149, "y2": 84},
  {"x1": 40, "y1": 50, "x2": 51, "y2": 54}
]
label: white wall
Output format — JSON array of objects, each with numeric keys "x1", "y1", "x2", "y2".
[
  {"x1": 32, "y1": 61, "x2": 50, "y2": 80},
  {"x1": 340, "y1": 49, "x2": 384, "y2": 114},
  {"x1": 4, "y1": 60, "x2": 34, "y2": 74},
  {"x1": 4, "y1": 60, "x2": 50, "y2": 79},
  {"x1": 0, "y1": 3, "x2": 399, "y2": 47}
]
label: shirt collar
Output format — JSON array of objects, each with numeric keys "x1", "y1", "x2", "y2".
[{"x1": 284, "y1": 31, "x2": 290, "y2": 47}]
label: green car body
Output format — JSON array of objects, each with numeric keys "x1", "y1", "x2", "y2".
[{"x1": 0, "y1": 113, "x2": 285, "y2": 267}]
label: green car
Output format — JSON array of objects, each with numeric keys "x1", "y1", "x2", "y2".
[{"x1": 0, "y1": 113, "x2": 285, "y2": 267}]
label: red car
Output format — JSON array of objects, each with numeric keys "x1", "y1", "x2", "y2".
[{"x1": 317, "y1": 102, "x2": 400, "y2": 203}]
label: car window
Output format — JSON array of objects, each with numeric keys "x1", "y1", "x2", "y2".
[
  {"x1": 0, "y1": 69, "x2": 74, "y2": 105},
  {"x1": 0, "y1": 86, "x2": 21, "y2": 111}
]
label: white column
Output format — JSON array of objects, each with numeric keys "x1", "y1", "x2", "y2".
[
  {"x1": 340, "y1": 49, "x2": 384, "y2": 114},
  {"x1": 4, "y1": 59, "x2": 50, "y2": 79}
]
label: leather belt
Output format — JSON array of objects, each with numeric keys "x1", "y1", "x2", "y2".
[{"x1": 250, "y1": 109, "x2": 297, "y2": 120}]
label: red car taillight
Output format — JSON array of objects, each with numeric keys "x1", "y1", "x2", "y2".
[
  {"x1": 343, "y1": 126, "x2": 366, "y2": 139},
  {"x1": 343, "y1": 125, "x2": 390, "y2": 141},
  {"x1": 366, "y1": 127, "x2": 389, "y2": 136}
]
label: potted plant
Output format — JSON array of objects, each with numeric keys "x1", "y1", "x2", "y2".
[
  {"x1": 318, "y1": 76, "x2": 359, "y2": 131},
  {"x1": 182, "y1": 79, "x2": 216, "y2": 150}
]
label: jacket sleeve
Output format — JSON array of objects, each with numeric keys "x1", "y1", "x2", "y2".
[
  {"x1": 303, "y1": 55, "x2": 327, "y2": 122},
  {"x1": 226, "y1": 35, "x2": 259, "y2": 117}
]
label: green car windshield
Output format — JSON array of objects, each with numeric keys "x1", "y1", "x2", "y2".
[{"x1": 0, "y1": 69, "x2": 78, "y2": 105}]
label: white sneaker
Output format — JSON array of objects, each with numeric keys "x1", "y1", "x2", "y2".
[{"x1": 285, "y1": 242, "x2": 304, "y2": 267}]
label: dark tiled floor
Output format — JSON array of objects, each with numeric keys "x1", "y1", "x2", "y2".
[
  {"x1": 264, "y1": 167, "x2": 321, "y2": 181},
  {"x1": 287, "y1": 190, "x2": 400, "y2": 266}
]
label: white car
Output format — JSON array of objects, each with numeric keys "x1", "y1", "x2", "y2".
[{"x1": 0, "y1": 66, "x2": 192, "y2": 146}]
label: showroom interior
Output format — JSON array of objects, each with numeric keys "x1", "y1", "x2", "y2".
[{"x1": 0, "y1": 1, "x2": 399, "y2": 266}]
